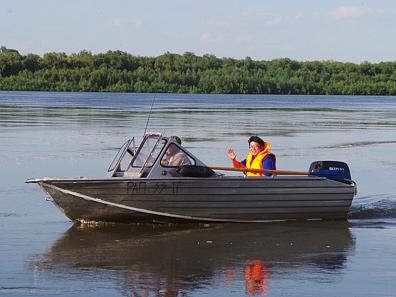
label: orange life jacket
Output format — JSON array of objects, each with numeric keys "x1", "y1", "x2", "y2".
[{"x1": 245, "y1": 142, "x2": 275, "y2": 176}]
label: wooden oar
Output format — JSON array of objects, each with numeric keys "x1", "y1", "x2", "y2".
[{"x1": 208, "y1": 166, "x2": 309, "y2": 176}]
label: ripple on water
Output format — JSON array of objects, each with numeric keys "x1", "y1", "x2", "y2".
[
  {"x1": 318, "y1": 140, "x2": 396, "y2": 149},
  {"x1": 0, "y1": 212, "x2": 25, "y2": 218},
  {"x1": 348, "y1": 194, "x2": 396, "y2": 219}
]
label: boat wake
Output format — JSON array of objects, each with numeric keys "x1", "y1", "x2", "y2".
[
  {"x1": 318, "y1": 140, "x2": 396, "y2": 149},
  {"x1": 348, "y1": 194, "x2": 396, "y2": 219}
]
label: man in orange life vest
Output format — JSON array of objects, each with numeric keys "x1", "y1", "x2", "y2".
[{"x1": 227, "y1": 136, "x2": 276, "y2": 176}]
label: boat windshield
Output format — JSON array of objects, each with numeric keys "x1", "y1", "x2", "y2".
[
  {"x1": 130, "y1": 134, "x2": 166, "y2": 169},
  {"x1": 107, "y1": 138, "x2": 135, "y2": 172}
]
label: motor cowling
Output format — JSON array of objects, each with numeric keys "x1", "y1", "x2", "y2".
[{"x1": 309, "y1": 161, "x2": 353, "y2": 184}]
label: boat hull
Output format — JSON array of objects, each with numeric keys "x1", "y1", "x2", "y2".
[{"x1": 36, "y1": 176, "x2": 356, "y2": 224}]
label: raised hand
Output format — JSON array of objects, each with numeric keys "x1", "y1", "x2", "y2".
[{"x1": 227, "y1": 148, "x2": 237, "y2": 160}]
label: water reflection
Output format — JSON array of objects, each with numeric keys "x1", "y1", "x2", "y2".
[{"x1": 34, "y1": 222, "x2": 355, "y2": 296}]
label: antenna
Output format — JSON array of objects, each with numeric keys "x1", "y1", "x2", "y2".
[{"x1": 143, "y1": 94, "x2": 156, "y2": 136}]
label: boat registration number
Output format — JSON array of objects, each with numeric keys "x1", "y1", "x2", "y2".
[{"x1": 127, "y1": 182, "x2": 179, "y2": 195}]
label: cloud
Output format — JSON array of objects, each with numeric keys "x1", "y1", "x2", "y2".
[
  {"x1": 294, "y1": 12, "x2": 305, "y2": 21},
  {"x1": 112, "y1": 18, "x2": 142, "y2": 28},
  {"x1": 199, "y1": 12, "x2": 307, "y2": 50},
  {"x1": 331, "y1": 5, "x2": 383, "y2": 20},
  {"x1": 199, "y1": 31, "x2": 214, "y2": 42},
  {"x1": 204, "y1": 20, "x2": 232, "y2": 28},
  {"x1": 252, "y1": 12, "x2": 307, "y2": 25},
  {"x1": 203, "y1": 12, "x2": 305, "y2": 30}
]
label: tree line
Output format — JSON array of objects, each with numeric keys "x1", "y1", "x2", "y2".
[{"x1": 1, "y1": 46, "x2": 396, "y2": 95}]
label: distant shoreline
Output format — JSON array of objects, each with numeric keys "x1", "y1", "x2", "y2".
[{"x1": 1, "y1": 47, "x2": 395, "y2": 95}]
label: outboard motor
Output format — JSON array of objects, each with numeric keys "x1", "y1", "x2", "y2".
[{"x1": 309, "y1": 161, "x2": 353, "y2": 184}]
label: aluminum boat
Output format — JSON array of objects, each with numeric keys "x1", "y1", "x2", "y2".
[{"x1": 27, "y1": 133, "x2": 357, "y2": 223}]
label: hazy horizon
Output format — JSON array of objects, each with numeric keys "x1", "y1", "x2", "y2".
[{"x1": 1, "y1": 0, "x2": 396, "y2": 63}]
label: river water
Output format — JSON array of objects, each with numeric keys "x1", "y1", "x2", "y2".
[{"x1": 0, "y1": 91, "x2": 395, "y2": 297}]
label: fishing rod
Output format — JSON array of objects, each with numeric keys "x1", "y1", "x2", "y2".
[{"x1": 143, "y1": 94, "x2": 156, "y2": 137}]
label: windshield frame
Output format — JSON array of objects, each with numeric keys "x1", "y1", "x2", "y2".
[
  {"x1": 128, "y1": 133, "x2": 166, "y2": 171},
  {"x1": 107, "y1": 139, "x2": 132, "y2": 172}
]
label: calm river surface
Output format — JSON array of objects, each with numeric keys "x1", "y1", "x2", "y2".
[{"x1": 0, "y1": 91, "x2": 395, "y2": 297}]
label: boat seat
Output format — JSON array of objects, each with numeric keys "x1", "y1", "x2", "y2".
[{"x1": 176, "y1": 165, "x2": 215, "y2": 177}]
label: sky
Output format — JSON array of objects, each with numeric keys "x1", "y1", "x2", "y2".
[{"x1": 1, "y1": 0, "x2": 395, "y2": 63}]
